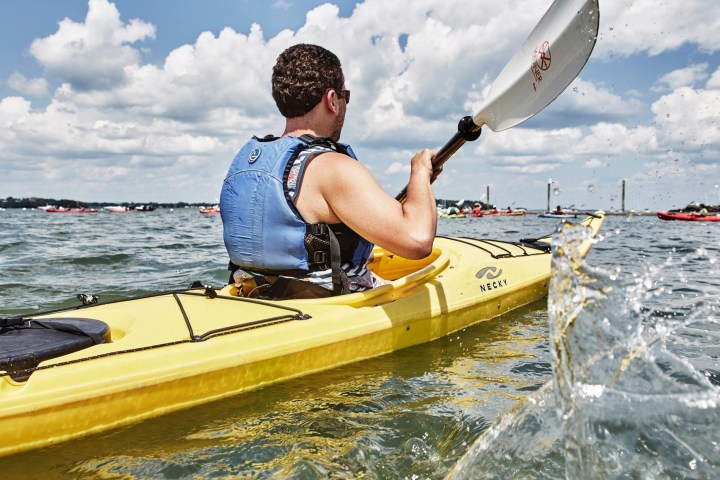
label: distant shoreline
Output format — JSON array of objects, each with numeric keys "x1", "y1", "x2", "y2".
[
  {"x1": 0, "y1": 197, "x2": 698, "y2": 216},
  {"x1": 0, "y1": 198, "x2": 216, "y2": 210}
]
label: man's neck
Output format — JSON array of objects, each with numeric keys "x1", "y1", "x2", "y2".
[{"x1": 280, "y1": 115, "x2": 311, "y2": 136}]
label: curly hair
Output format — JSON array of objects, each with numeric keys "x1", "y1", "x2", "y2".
[{"x1": 272, "y1": 44, "x2": 345, "y2": 118}]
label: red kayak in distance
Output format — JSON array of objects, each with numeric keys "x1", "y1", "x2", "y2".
[
  {"x1": 657, "y1": 211, "x2": 720, "y2": 222},
  {"x1": 199, "y1": 206, "x2": 220, "y2": 214},
  {"x1": 45, "y1": 207, "x2": 98, "y2": 213},
  {"x1": 479, "y1": 211, "x2": 526, "y2": 217}
]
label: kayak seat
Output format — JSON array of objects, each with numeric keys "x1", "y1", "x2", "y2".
[{"x1": 0, "y1": 317, "x2": 110, "y2": 382}]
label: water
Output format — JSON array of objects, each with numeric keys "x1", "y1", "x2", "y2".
[{"x1": 1, "y1": 209, "x2": 719, "y2": 479}]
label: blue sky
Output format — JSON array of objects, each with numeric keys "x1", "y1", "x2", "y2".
[{"x1": 1, "y1": 0, "x2": 719, "y2": 210}]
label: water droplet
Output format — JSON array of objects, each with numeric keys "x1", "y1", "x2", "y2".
[
  {"x1": 666, "y1": 113, "x2": 670, "y2": 118},
  {"x1": 553, "y1": 187, "x2": 561, "y2": 196},
  {"x1": 587, "y1": 184, "x2": 595, "y2": 193}
]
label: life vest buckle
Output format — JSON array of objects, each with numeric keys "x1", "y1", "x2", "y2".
[{"x1": 310, "y1": 251, "x2": 329, "y2": 266}]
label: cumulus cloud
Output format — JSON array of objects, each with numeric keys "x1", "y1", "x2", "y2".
[
  {"x1": 7, "y1": 72, "x2": 49, "y2": 97},
  {"x1": 529, "y1": 78, "x2": 644, "y2": 128},
  {"x1": 593, "y1": 0, "x2": 720, "y2": 58},
  {"x1": 651, "y1": 85, "x2": 720, "y2": 152},
  {"x1": 29, "y1": 0, "x2": 155, "y2": 91},
  {"x1": 655, "y1": 64, "x2": 710, "y2": 91},
  {"x1": 707, "y1": 67, "x2": 720, "y2": 90}
]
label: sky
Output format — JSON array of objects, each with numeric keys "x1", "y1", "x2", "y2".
[{"x1": 1, "y1": 0, "x2": 719, "y2": 211}]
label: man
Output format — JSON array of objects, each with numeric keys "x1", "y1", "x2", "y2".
[{"x1": 220, "y1": 44, "x2": 438, "y2": 298}]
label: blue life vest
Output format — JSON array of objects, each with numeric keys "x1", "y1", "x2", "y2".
[{"x1": 220, "y1": 134, "x2": 374, "y2": 277}]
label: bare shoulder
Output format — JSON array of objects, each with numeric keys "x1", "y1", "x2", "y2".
[
  {"x1": 305, "y1": 151, "x2": 376, "y2": 190},
  {"x1": 295, "y1": 151, "x2": 383, "y2": 224},
  {"x1": 307, "y1": 151, "x2": 368, "y2": 174}
]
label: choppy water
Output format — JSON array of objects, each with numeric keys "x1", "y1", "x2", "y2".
[{"x1": 1, "y1": 209, "x2": 719, "y2": 479}]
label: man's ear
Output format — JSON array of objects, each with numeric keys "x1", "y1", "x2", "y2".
[{"x1": 324, "y1": 89, "x2": 338, "y2": 112}]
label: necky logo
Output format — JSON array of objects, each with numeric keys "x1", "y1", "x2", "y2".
[
  {"x1": 476, "y1": 266, "x2": 507, "y2": 293},
  {"x1": 475, "y1": 266, "x2": 503, "y2": 280},
  {"x1": 248, "y1": 148, "x2": 261, "y2": 164}
]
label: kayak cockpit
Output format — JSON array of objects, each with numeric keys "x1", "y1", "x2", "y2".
[{"x1": 0, "y1": 318, "x2": 110, "y2": 382}]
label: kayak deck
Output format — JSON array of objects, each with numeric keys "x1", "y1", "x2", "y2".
[{"x1": 0, "y1": 213, "x2": 605, "y2": 457}]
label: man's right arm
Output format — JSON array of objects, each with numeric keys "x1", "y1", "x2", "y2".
[{"x1": 304, "y1": 150, "x2": 438, "y2": 260}]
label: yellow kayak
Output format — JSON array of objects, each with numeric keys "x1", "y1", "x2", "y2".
[{"x1": 0, "y1": 212, "x2": 604, "y2": 457}]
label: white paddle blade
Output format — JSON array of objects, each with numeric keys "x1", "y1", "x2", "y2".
[{"x1": 474, "y1": 0, "x2": 599, "y2": 131}]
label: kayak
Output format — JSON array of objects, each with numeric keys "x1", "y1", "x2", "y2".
[
  {"x1": 538, "y1": 212, "x2": 577, "y2": 219},
  {"x1": 44, "y1": 207, "x2": 98, "y2": 213},
  {"x1": 479, "y1": 211, "x2": 526, "y2": 217},
  {"x1": 200, "y1": 206, "x2": 221, "y2": 214},
  {"x1": 105, "y1": 206, "x2": 154, "y2": 213},
  {"x1": 657, "y1": 211, "x2": 720, "y2": 222},
  {"x1": 0, "y1": 212, "x2": 605, "y2": 457},
  {"x1": 441, "y1": 213, "x2": 467, "y2": 218},
  {"x1": 105, "y1": 206, "x2": 138, "y2": 213}
]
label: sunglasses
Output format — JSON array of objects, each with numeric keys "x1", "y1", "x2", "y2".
[{"x1": 337, "y1": 88, "x2": 350, "y2": 105}]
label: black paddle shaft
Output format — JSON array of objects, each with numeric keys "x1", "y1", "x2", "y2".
[{"x1": 395, "y1": 116, "x2": 482, "y2": 203}]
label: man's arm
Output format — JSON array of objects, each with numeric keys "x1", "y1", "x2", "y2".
[{"x1": 296, "y1": 149, "x2": 437, "y2": 260}]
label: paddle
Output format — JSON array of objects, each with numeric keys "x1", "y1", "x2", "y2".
[{"x1": 396, "y1": 0, "x2": 599, "y2": 202}]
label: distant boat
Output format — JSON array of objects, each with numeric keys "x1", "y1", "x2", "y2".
[
  {"x1": 105, "y1": 206, "x2": 133, "y2": 213},
  {"x1": 538, "y1": 212, "x2": 578, "y2": 219},
  {"x1": 200, "y1": 205, "x2": 220, "y2": 214},
  {"x1": 657, "y1": 211, "x2": 720, "y2": 222},
  {"x1": 477, "y1": 210, "x2": 525, "y2": 217},
  {"x1": 45, "y1": 207, "x2": 98, "y2": 213},
  {"x1": 105, "y1": 205, "x2": 155, "y2": 213}
]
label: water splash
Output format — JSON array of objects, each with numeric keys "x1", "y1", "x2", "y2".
[{"x1": 447, "y1": 221, "x2": 720, "y2": 479}]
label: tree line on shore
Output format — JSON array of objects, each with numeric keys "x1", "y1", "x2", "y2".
[{"x1": 0, "y1": 197, "x2": 213, "y2": 210}]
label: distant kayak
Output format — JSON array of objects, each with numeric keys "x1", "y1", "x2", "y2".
[
  {"x1": 105, "y1": 205, "x2": 154, "y2": 213},
  {"x1": 657, "y1": 211, "x2": 720, "y2": 222},
  {"x1": 441, "y1": 213, "x2": 466, "y2": 218},
  {"x1": 45, "y1": 207, "x2": 98, "y2": 213},
  {"x1": 479, "y1": 211, "x2": 526, "y2": 217},
  {"x1": 105, "y1": 206, "x2": 137, "y2": 213},
  {"x1": 538, "y1": 212, "x2": 578, "y2": 219}
]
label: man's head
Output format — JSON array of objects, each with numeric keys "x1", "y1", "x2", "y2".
[{"x1": 272, "y1": 44, "x2": 346, "y2": 119}]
